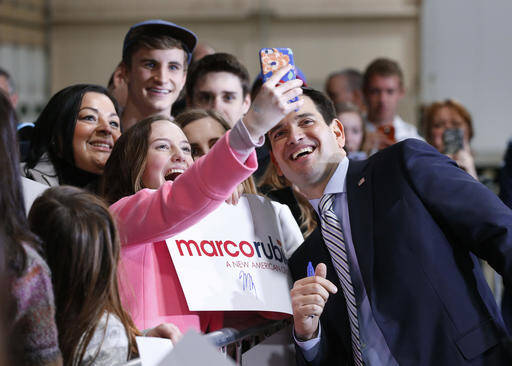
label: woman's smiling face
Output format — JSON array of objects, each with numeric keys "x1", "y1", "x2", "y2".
[
  {"x1": 141, "y1": 120, "x2": 193, "y2": 189},
  {"x1": 72, "y1": 92, "x2": 121, "y2": 174}
]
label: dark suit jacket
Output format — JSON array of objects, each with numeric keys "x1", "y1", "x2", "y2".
[
  {"x1": 499, "y1": 139, "x2": 512, "y2": 333},
  {"x1": 289, "y1": 139, "x2": 512, "y2": 366},
  {"x1": 499, "y1": 139, "x2": 512, "y2": 209}
]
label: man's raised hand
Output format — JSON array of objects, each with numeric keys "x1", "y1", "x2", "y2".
[{"x1": 243, "y1": 64, "x2": 304, "y2": 141}]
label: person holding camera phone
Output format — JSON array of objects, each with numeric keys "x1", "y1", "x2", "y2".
[
  {"x1": 362, "y1": 58, "x2": 423, "y2": 154},
  {"x1": 423, "y1": 99, "x2": 478, "y2": 180}
]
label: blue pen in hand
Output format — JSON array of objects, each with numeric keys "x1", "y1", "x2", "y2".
[
  {"x1": 307, "y1": 261, "x2": 315, "y2": 318},
  {"x1": 307, "y1": 261, "x2": 315, "y2": 277}
]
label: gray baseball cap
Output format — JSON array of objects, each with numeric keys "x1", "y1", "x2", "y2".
[{"x1": 123, "y1": 19, "x2": 198, "y2": 64}]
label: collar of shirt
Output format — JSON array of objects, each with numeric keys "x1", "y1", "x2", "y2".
[{"x1": 309, "y1": 156, "x2": 350, "y2": 215}]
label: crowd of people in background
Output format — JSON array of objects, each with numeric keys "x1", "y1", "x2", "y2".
[{"x1": 1, "y1": 17, "x2": 512, "y2": 366}]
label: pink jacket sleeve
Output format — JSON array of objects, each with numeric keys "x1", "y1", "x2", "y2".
[{"x1": 111, "y1": 131, "x2": 257, "y2": 245}]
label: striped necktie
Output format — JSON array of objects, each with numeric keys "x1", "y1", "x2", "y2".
[{"x1": 319, "y1": 193, "x2": 364, "y2": 366}]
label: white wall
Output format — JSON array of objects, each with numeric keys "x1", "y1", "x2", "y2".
[
  {"x1": 421, "y1": 0, "x2": 512, "y2": 164},
  {"x1": 49, "y1": 0, "x2": 420, "y2": 124}
]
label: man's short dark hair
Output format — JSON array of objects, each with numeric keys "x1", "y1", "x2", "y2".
[
  {"x1": 0, "y1": 68, "x2": 15, "y2": 94},
  {"x1": 186, "y1": 53, "x2": 250, "y2": 98},
  {"x1": 303, "y1": 87, "x2": 337, "y2": 125},
  {"x1": 363, "y1": 57, "x2": 404, "y2": 92}
]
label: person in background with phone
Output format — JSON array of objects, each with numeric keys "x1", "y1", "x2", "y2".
[
  {"x1": 423, "y1": 99, "x2": 477, "y2": 179},
  {"x1": 362, "y1": 58, "x2": 423, "y2": 153}
]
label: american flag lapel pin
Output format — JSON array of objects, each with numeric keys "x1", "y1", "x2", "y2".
[{"x1": 358, "y1": 177, "x2": 366, "y2": 186}]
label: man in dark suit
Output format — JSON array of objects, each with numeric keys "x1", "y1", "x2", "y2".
[{"x1": 267, "y1": 87, "x2": 512, "y2": 365}]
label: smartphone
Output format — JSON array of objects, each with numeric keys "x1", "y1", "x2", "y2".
[
  {"x1": 259, "y1": 47, "x2": 296, "y2": 83},
  {"x1": 259, "y1": 48, "x2": 297, "y2": 102},
  {"x1": 443, "y1": 128, "x2": 464, "y2": 155},
  {"x1": 377, "y1": 125, "x2": 395, "y2": 143}
]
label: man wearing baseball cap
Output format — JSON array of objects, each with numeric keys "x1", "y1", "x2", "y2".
[{"x1": 120, "y1": 20, "x2": 197, "y2": 130}]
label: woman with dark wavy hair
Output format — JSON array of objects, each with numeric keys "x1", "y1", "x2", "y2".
[
  {"x1": 0, "y1": 91, "x2": 62, "y2": 365},
  {"x1": 22, "y1": 84, "x2": 121, "y2": 190}
]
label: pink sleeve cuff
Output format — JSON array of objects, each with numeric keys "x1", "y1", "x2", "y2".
[{"x1": 228, "y1": 118, "x2": 265, "y2": 162}]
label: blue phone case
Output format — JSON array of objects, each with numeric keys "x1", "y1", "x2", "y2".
[{"x1": 259, "y1": 47, "x2": 297, "y2": 101}]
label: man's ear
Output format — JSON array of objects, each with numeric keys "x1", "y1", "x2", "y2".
[
  {"x1": 113, "y1": 67, "x2": 126, "y2": 88},
  {"x1": 330, "y1": 119, "x2": 346, "y2": 150},
  {"x1": 119, "y1": 63, "x2": 129, "y2": 84},
  {"x1": 270, "y1": 150, "x2": 283, "y2": 176}
]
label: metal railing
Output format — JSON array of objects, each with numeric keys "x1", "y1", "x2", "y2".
[
  {"x1": 206, "y1": 318, "x2": 291, "y2": 365},
  {"x1": 124, "y1": 318, "x2": 291, "y2": 366}
]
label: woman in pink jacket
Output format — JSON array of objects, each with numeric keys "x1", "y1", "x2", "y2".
[{"x1": 101, "y1": 65, "x2": 303, "y2": 333}]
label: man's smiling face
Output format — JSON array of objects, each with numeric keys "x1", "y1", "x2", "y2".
[
  {"x1": 125, "y1": 47, "x2": 187, "y2": 115},
  {"x1": 268, "y1": 96, "x2": 346, "y2": 198},
  {"x1": 191, "y1": 71, "x2": 250, "y2": 127}
]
